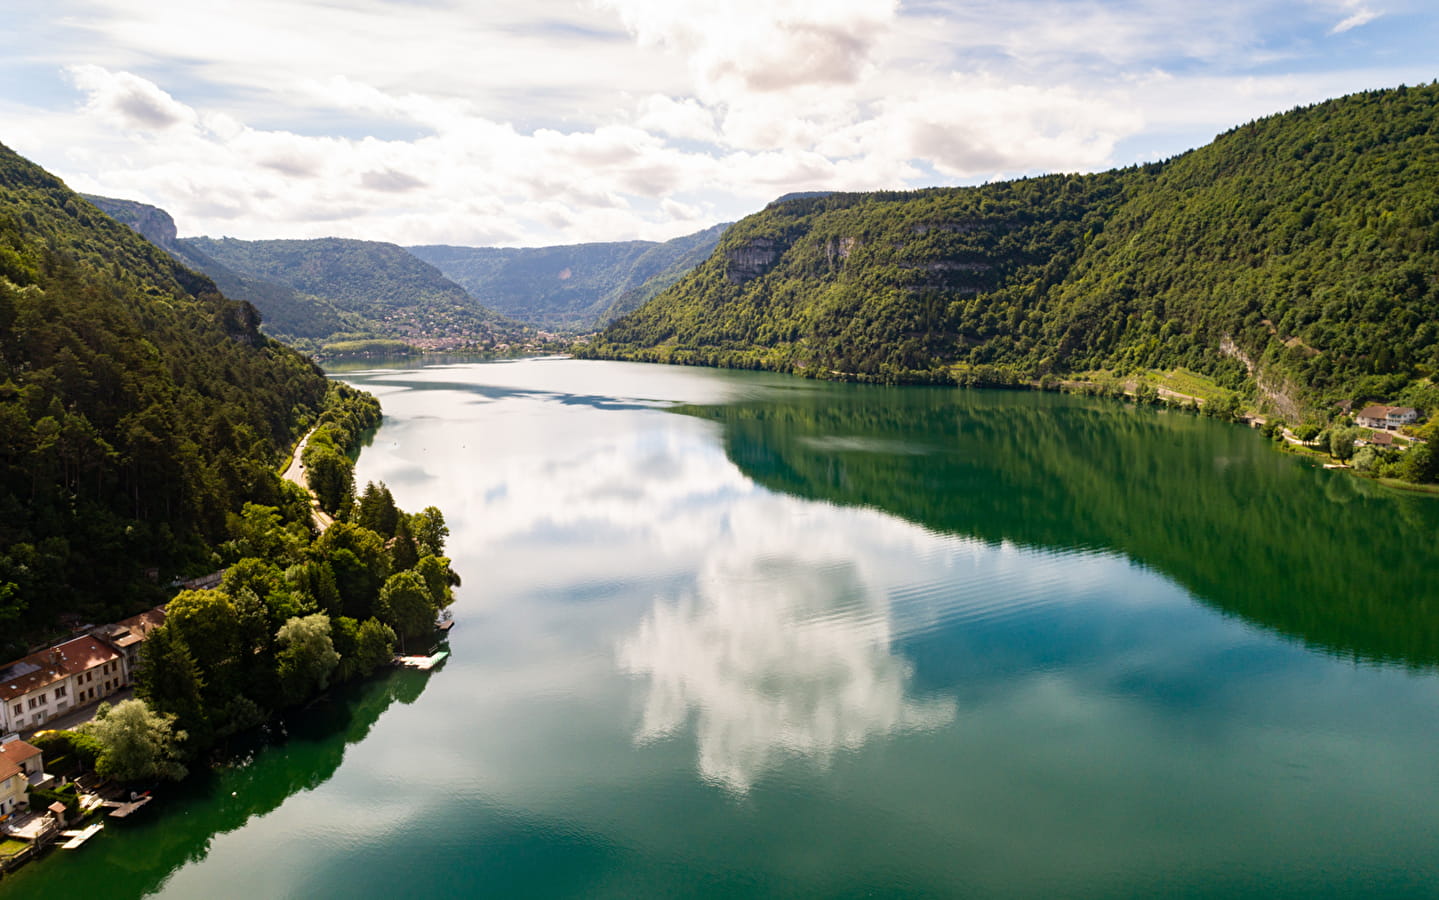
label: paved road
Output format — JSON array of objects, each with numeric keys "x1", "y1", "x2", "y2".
[
  {"x1": 20, "y1": 688, "x2": 134, "y2": 739},
  {"x1": 282, "y1": 428, "x2": 335, "y2": 532}
]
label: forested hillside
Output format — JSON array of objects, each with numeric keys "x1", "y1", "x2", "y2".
[
  {"x1": 409, "y1": 223, "x2": 727, "y2": 330},
  {"x1": 84, "y1": 197, "x2": 527, "y2": 355},
  {"x1": 85, "y1": 196, "x2": 367, "y2": 347},
  {"x1": 0, "y1": 142, "x2": 341, "y2": 650},
  {"x1": 586, "y1": 85, "x2": 1439, "y2": 418},
  {"x1": 184, "y1": 236, "x2": 520, "y2": 352}
]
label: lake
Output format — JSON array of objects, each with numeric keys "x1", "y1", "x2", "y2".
[{"x1": 8, "y1": 357, "x2": 1439, "y2": 898}]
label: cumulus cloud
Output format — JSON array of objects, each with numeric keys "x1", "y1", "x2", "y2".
[
  {"x1": 635, "y1": 94, "x2": 719, "y2": 142},
  {"x1": 65, "y1": 64, "x2": 198, "y2": 131},
  {"x1": 596, "y1": 0, "x2": 898, "y2": 97},
  {"x1": 361, "y1": 169, "x2": 427, "y2": 192},
  {"x1": 8, "y1": 1, "x2": 1424, "y2": 247}
]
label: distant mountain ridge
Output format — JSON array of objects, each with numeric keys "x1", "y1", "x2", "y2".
[
  {"x1": 585, "y1": 84, "x2": 1439, "y2": 420},
  {"x1": 409, "y1": 222, "x2": 728, "y2": 331},
  {"x1": 84, "y1": 196, "x2": 368, "y2": 345},
  {"x1": 84, "y1": 197, "x2": 521, "y2": 354}
]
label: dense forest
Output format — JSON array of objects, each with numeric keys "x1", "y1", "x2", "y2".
[
  {"x1": 85, "y1": 194, "x2": 528, "y2": 356},
  {"x1": 185, "y1": 235, "x2": 520, "y2": 350},
  {"x1": 0, "y1": 142, "x2": 369, "y2": 654},
  {"x1": 131, "y1": 480, "x2": 456, "y2": 757},
  {"x1": 409, "y1": 222, "x2": 728, "y2": 331},
  {"x1": 585, "y1": 84, "x2": 1439, "y2": 423},
  {"x1": 32, "y1": 480, "x2": 458, "y2": 780}
]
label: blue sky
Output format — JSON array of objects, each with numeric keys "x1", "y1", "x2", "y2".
[{"x1": 1, "y1": 0, "x2": 1434, "y2": 247}]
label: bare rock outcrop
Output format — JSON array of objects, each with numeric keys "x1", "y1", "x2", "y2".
[{"x1": 725, "y1": 237, "x2": 782, "y2": 284}]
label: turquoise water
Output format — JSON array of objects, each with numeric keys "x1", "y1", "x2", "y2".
[{"x1": 7, "y1": 358, "x2": 1439, "y2": 898}]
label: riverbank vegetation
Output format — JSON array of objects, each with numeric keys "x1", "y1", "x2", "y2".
[
  {"x1": 134, "y1": 481, "x2": 456, "y2": 761},
  {"x1": 584, "y1": 83, "x2": 1439, "y2": 484}
]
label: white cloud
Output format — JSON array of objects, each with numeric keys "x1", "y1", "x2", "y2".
[
  {"x1": 596, "y1": 0, "x2": 899, "y2": 97},
  {"x1": 635, "y1": 94, "x2": 719, "y2": 143},
  {"x1": 1, "y1": 0, "x2": 1428, "y2": 246},
  {"x1": 65, "y1": 64, "x2": 198, "y2": 131},
  {"x1": 1328, "y1": 0, "x2": 1381, "y2": 33}
]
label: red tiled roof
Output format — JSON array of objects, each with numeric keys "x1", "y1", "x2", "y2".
[
  {"x1": 0, "y1": 636, "x2": 119, "y2": 701},
  {"x1": 1357, "y1": 404, "x2": 1418, "y2": 420},
  {"x1": 0, "y1": 739, "x2": 42, "y2": 782},
  {"x1": 114, "y1": 606, "x2": 167, "y2": 640}
]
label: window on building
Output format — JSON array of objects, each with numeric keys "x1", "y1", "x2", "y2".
[
  {"x1": 10, "y1": 703, "x2": 19, "y2": 716},
  {"x1": 55, "y1": 685, "x2": 66, "y2": 698}
]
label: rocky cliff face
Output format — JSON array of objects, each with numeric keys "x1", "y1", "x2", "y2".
[
  {"x1": 725, "y1": 237, "x2": 782, "y2": 284},
  {"x1": 83, "y1": 195, "x2": 181, "y2": 254},
  {"x1": 824, "y1": 236, "x2": 860, "y2": 268}
]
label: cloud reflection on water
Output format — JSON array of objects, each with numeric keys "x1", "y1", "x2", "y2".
[{"x1": 619, "y1": 534, "x2": 956, "y2": 794}]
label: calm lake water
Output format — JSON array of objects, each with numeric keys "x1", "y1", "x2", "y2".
[{"x1": 8, "y1": 357, "x2": 1439, "y2": 898}]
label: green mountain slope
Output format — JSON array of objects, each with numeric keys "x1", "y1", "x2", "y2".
[
  {"x1": 0, "y1": 142, "x2": 341, "y2": 642},
  {"x1": 409, "y1": 223, "x2": 728, "y2": 331},
  {"x1": 184, "y1": 235, "x2": 519, "y2": 350},
  {"x1": 84, "y1": 195, "x2": 367, "y2": 345},
  {"x1": 586, "y1": 84, "x2": 1439, "y2": 416}
]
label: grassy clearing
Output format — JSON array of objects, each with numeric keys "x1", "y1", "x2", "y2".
[
  {"x1": 1137, "y1": 369, "x2": 1235, "y2": 404},
  {"x1": 1069, "y1": 368, "x2": 1239, "y2": 406},
  {"x1": 0, "y1": 838, "x2": 28, "y2": 858}
]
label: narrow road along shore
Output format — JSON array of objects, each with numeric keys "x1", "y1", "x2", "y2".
[{"x1": 282, "y1": 427, "x2": 335, "y2": 532}]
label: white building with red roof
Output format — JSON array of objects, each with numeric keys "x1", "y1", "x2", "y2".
[
  {"x1": 1356, "y1": 404, "x2": 1418, "y2": 430},
  {"x1": 0, "y1": 635, "x2": 125, "y2": 735},
  {"x1": 0, "y1": 736, "x2": 44, "y2": 820},
  {"x1": 92, "y1": 604, "x2": 167, "y2": 683}
]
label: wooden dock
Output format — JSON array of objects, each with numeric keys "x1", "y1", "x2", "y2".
[
  {"x1": 60, "y1": 823, "x2": 103, "y2": 849},
  {"x1": 101, "y1": 795, "x2": 153, "y2": 819},
  {"x1": 394, "y1": 650, "x2": 449, "y2": 670}
]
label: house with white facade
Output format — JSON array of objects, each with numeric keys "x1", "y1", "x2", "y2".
[
  {"x1": 92, "y1": 605, "x2": 167, "y2": 684},
  {"x1": 0, "y1": 636, "x2": 124, "y2": 736},
  {"x1": 1356, "y1": 405, "x2": 1419, "y2": 430},
  {"x1": 0, "y1": 737, "x2": 44, "y2": 821}
]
